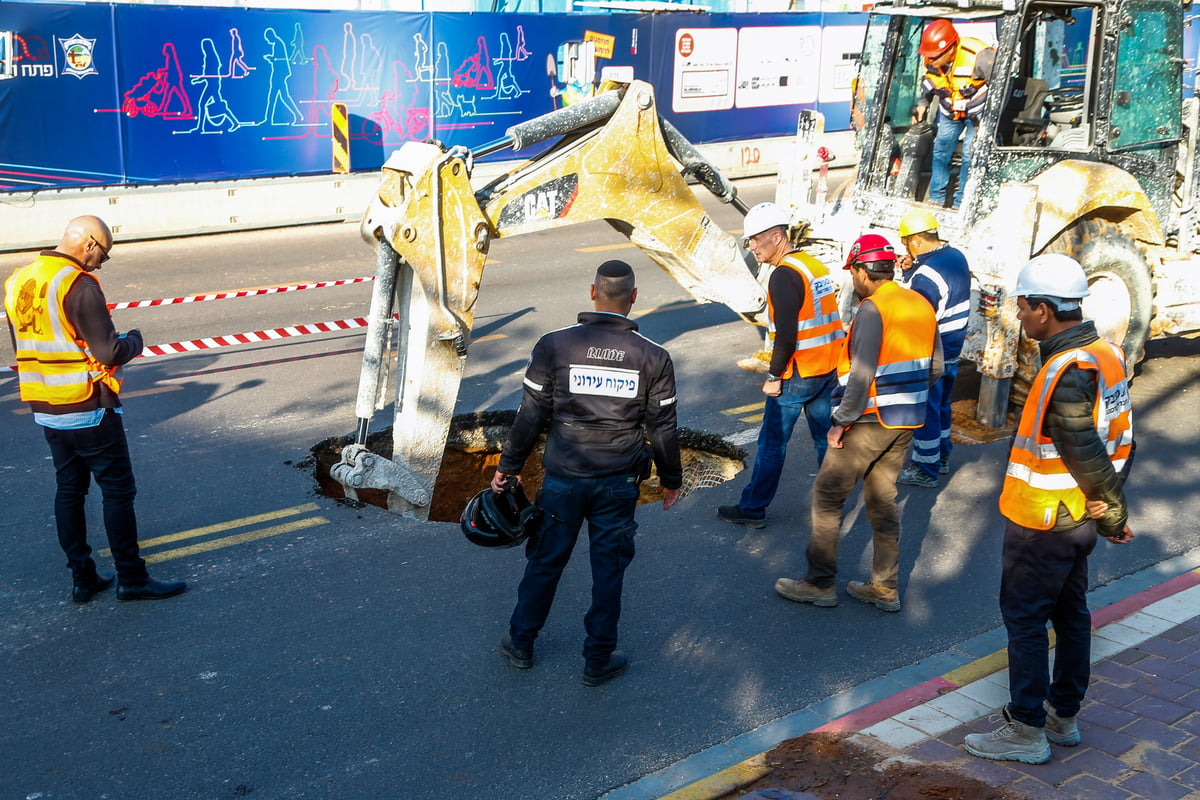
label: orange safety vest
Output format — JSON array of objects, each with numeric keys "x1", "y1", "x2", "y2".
[
  {"x1": 3, "y1": 255, "x2": 123, "y2": 405},
  {"x1": 999, "y1": 339, "x2": 1133, "y2": 530},
  {"x1": 832, "y1": 281, "x2": 937, "y2": 429},
  {"x1": 925, "y1": 36, "x2": 990, "y2": 121},
  {"x1": 766, "y1": 251, "x2": 845, "y2": 379}
]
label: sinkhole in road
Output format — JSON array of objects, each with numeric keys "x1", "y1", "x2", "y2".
[{"x1": 308, "y1": 410, "x2": 747, "y2": 522}]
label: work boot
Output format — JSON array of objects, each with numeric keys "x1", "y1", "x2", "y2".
[
  {"x1": 847, "y1": 580, "x2": 901, "y2": 612},
  {"x1": 938, "y1": 455, "x2": 951, "y2": 475},
  {"x1": 897, "y1": 465, "x2": 938, "y2": 488},
  {"x1": 962, "y1": 705, "x2": 1051, "y2": 764},
  {"x1": 582, "y1": 652, "x2": 628, "y2": 687},
  {"x1": 774, "y1": 578, "x2": 837, "y2": 607},
  {"x1": 717, "y1": 504, "x2": 766, "y2": 529},
  {"x1": 499, "y1": 634, "x2": 533, "y2": 670},
  {"x1": 1044, "y1": 701, "x2": 1080, "y2": 746}
]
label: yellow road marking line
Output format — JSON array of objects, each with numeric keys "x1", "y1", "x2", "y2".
[
  {"x1": 10, "y1": 384, "x2": 184, "y2": 414},
  {"x1": 577, "y1": 242, "x2": 636, "y2": 253},
  {"x1": 101, "y1": 503, "x2": 320, "y2": 555},
  {"x1": 144, "y1": 516, "x2": 329, "y2": 564},
  {"x1": 721, "y1": 402, "x2": 763, "y2": 415},
  {"x1": 740, "y1": 414, "x2": 764, "y2": 424},
  {"x1": 472, "y1": 333, "x2": 507, "y2": 343}
]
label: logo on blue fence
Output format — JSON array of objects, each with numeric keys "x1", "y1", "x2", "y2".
[{"x1": 60, "y1": 34, "x2": 98, "y2": 79}]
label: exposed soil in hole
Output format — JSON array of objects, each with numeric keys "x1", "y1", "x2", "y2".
[
  {"x1": 722, "y1": 732, "x2": 1033, "y2": 800},
  {"x1": 307, "y1": 410, "x2": 747, "y2": 522}
]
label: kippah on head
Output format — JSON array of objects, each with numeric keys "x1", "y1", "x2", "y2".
[{"x1": 596, "y1": 259, "x2": 634, "y2": 279}]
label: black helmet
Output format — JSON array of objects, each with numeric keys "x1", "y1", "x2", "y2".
[{"x1": 460, "y1": 483, "x2": 541, "y2": 548}]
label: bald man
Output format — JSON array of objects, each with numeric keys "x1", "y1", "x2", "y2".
[{"x1": 4, "y1": 216, "x2": 186, "y2": 603}]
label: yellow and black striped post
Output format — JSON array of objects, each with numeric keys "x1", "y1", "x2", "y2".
[{"x1": 331, "y1": 103, "x2": 349, "y2": 174}]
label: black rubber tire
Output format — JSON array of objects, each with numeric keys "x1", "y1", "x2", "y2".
[
  {"x1": 1009, "y1": 219, "x2": 1152, "y2": 411},
  {"x1": 1042, "y1": 218, "x2": 1153, "y2": 364}
]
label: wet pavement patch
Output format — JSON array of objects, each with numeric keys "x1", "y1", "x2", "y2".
[{"x1": 308, "y1": 410, "x2": 746, "y2": 522}]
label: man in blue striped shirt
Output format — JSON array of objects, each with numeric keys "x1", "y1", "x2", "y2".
[{"x1": 895, "y1": 208, "x2": 972, "y2": 488}]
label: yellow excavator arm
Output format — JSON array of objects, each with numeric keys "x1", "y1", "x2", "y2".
[{"x1": 333, "y1": 79, "x2": 767, "y2": 519}]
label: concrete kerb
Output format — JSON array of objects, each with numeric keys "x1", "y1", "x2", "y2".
[{"x1": 600, "y1": 545, "x2": 1200, "y2": 800}]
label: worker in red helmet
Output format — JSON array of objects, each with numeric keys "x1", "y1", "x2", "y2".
[
  {"x1": 775, "y1": 233, "x2": 942, "y2": 614},
  {"x1": 912, "y1": 19, "x2": 996, "y2": 208}
]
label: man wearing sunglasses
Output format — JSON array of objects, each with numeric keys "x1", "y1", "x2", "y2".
[{"x1": 4, "y1": 216, "x2": 186, "y2": 603}]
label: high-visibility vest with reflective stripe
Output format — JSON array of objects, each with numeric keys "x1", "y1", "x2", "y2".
[
  {"x1": 925, "y1": 36, "x2": 990, "y2": 121},
  {"x1": 999, "y1": 339, "x2": 1133, "y2": 530},
  {"x1": 832, "y1": 281, "x2": 937, "y2": 429},
  {"x1": 4, "y1": 255, "x2": 123, "y2": 405},
  {"x1": 766, "y1": 251, "x2": 845, "y2": 379}
]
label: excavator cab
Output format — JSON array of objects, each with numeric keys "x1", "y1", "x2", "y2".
[{"x1": 836, "y1": 0, "x2": 1190, "y2": 425}]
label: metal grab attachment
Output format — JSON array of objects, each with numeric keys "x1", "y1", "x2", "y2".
[{"x1": 331, "y1": 444, "x2": 433, "y2": 509}]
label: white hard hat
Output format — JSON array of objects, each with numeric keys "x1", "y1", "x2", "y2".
[
  {"x1": 742, "y1": 202, "x2": 791, "y2": 239},
  {"x1": 1013, "y1": 253, "x2": 1089, "y2": 311}
]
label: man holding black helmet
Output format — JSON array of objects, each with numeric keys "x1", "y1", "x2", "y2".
[{"x1": 490, "y1": 260, "x2": 682, "y2": 687}]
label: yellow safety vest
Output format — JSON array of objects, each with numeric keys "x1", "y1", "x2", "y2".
[
  {"x1": 766, "y1": 251, "x2": 845, "y2": 379},
  {"x1": 999, "y1": 339, "x2": 1133, "y2": 530},
  {"x1": 4, "y1": 255, "x2": 123, "y2": 405},
  {"x1": 925, "y1": 36, "x2": 990, "y2": 121}
]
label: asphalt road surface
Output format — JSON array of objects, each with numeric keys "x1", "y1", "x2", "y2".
[{"x1": 2, "y1": 177, "x2": 1199, "y2": 800}]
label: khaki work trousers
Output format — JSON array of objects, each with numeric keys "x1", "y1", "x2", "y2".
[{"x1": 805, "y1": 419, "x2": 912, "y2": 590}]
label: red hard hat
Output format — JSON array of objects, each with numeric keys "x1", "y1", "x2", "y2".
[
  {"x1": 844, "y1": 233, "x2": 897, "y2": 270},
  {"x1": 919, "y1": 19, "x2": 959, "y2": 58}
]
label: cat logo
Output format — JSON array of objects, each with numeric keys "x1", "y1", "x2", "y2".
[
  {"x1": 60, "y1": 33, "x2": 98, "y2": 79},
  {"x1": 497, "y1": 174, "x2": 580, "y2": 229}
]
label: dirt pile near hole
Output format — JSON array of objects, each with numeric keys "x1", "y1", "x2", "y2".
[
  {"x1": 308, "y1": 410, "x2": 746, "y2": 522},
  {"x1": 723, "y1": 732, "x2": 1033, "y2": 800}
]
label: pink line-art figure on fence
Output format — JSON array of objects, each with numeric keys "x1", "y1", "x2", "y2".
[
  {"x1": 452, "y1": 36, "x2": 494, "y2": 91},
  {"x1": 436, "y1": 41, "x2": 476, "y2": 117},
  {"x1": 122, "y1": 42, "x2": 194, "y2": 120},
  {"x1": 366, "y1": 56, "x2": 430, "y2": 145},
  {"x1": 261, "y1": 27, "x2": 302, "y2": 125},
  {"x1": 181, "y1": 37, "x2": 240, "y2": 133},
  {"x1": 227, "y1": 28, "x2": 254, "y2": 78}
]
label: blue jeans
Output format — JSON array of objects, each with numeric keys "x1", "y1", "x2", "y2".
[
  {"x1": 509, "y1": 471, "x2": 639, "y2": 665},
  {"x1": 929, "y1": 115, "x2": 977, "y2": 207},
  {"x1": 42, "y1": 409, "x2": 149, "y2": 584},
  {"x1": 909, "y1": 359, "x2": 958, "y2": 479},
  {"x1": 1000, "y1": 518, "x2": 1097, "y2": 727},
  {"x1": 737, "y1": 370, "x2": 836, "y2": 517}
]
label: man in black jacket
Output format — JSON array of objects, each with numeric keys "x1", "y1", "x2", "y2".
[
  {"x1": 4, "y1": 216, "x2": 186, "y2": 603},
  {"x1": 490, "y1": 260, "x2": 682, "y2": 686},
  {"x1": 964, "y1": 254, "x2": 1134, "y2": 764}
]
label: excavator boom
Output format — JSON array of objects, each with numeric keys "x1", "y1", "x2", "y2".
[{"x1": 332, "y1": 79, "x2": 767, "y2": 519}]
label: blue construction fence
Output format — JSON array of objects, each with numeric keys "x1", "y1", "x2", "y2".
[{"x1": 0, "y1": 4, "x2": 869, "y2": 192}]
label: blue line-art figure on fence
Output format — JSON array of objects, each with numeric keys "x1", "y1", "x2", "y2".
[
  {"x1": 262, "y1": 27, "x2": 302, "y2": 125},
  {"x1": 181, "y1": 37, "x2": 241, "y2": 134},
  {"x1": 290, "y1": 23, "x2": 308, "y2": 66},
  {"x1": 355, "y1": 32, "x2": 383, "y2": 107},
  {"x1": 489, "y1": 29, "x2": 529, "y2": 100}
]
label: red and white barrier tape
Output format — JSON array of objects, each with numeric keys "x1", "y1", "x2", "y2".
[
  {"x1": 108, "y1": 276, "x2": 373, "y2": 311},
  {"x1": 138, "y1": 317, "x2": 369, "y2": 357},
  {"x1": 5, "y1": 317, "x2": 371, "y2": 371}
]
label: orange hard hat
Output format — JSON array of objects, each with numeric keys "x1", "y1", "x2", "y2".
[{"x1": 919, "y1": 19, "x2": 959, "y2": 58}]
